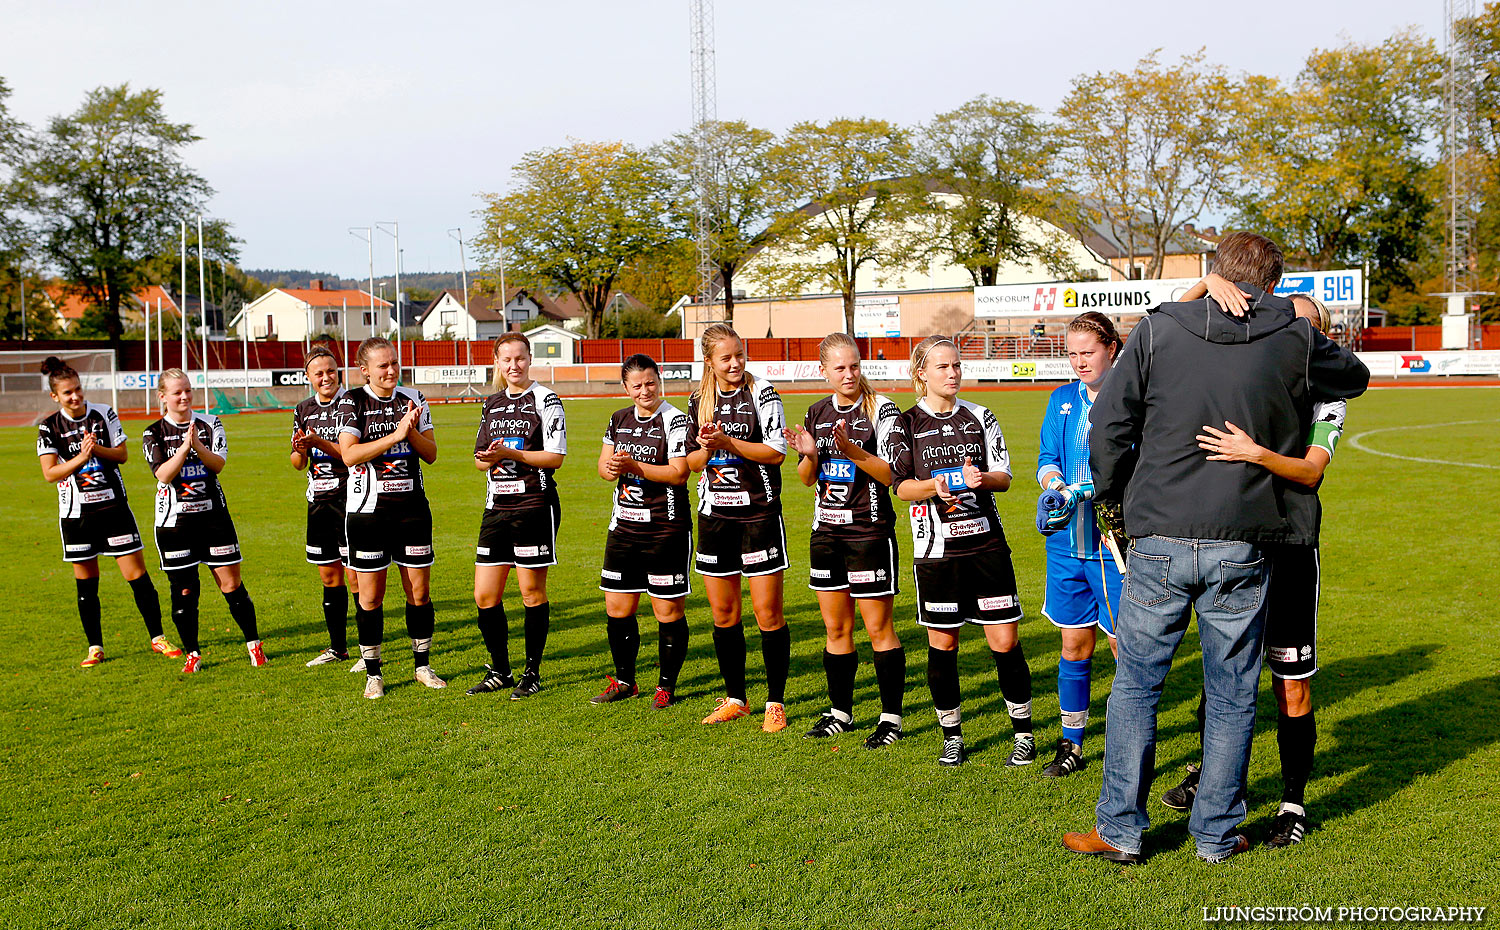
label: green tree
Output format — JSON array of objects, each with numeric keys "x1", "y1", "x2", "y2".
[
  {"x1": 1057, "y1": 51, "x2": 1235, "y2": 279},
  {"x1": 0, "y1": 77, "x2": 41, "y2": 336},
  {"x1": 20, "y1": 85, "x2": 214, "y2": 354},
  {"x1": 1231, "y1": 31, "x2": 1442, "y2": 300},
  {"x1": 912, "y1": 95, "x2": 1078, "y2": 286},
  {"x1": 749, "y1": 118, "x2": 918, "y2": 332},
  {"x1": 616, "y1": 238, "x2": 698, "y2": 313},
  {"x1": 657, "y1": 120, "x2": 780, "y2": 322},
  {"x1": 475, "y1": 140, "x2": 672, "y2": 338}
]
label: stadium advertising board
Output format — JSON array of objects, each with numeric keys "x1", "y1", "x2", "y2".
[
  {"x1": 414, "y1": 366, "x2": 489, "y2": 385},
  {"x1": 853, "y1": 296, "x2": 901, "y2": 337},
  {"x1": 975, "y1": 279, "x2": 1199, "y2": 318},
  {"x1": 1275, "y1": 269, "x2": 1363, "y2": 306}
]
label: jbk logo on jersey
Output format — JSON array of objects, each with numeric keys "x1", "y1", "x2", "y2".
[
  {"x1": 820, "y1": 459, "x2": 856, "y2": 482},
  {"x1": 181, "y1": 462, "x2": 208, "y2": 479},
  {"x1": 932, "y1": 466, "x2": 968, "y2": 491}
]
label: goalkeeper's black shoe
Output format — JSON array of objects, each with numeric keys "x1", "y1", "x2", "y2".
[
  {"x1": 1161, "y1": 763, "x2": 1200, "y2": 811},
  {"x1": 465, "y1": 666, "x2": 516, "y2": 695},
  {"x1": 1041, "y1": 738, "x2": 1087, "y2": 778},
  {"x1": 1265, "y1": 809, "x2": 1308, "y2": 848}
]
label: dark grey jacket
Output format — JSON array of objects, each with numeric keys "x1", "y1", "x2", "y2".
[{"x1": 1089, "y1": 286, "x2": 1369, "y2": 546}]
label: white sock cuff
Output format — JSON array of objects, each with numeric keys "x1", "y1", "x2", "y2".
[{"x1": 878, "y1": 712, "x2": 903, "y2": 726}]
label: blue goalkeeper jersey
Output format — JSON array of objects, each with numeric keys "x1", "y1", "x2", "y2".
[{"x1": 1036, "y1": 380, "x2": 1102, "y2": 560}]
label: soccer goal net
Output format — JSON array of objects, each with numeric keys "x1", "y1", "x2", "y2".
[{"x1": 0, "y1": 349, "x2": 118, "y2": 428}]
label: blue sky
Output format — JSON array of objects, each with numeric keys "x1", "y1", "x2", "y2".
[{"x1": 3, "y1": 0, "x2": 1445, "y2": 279}]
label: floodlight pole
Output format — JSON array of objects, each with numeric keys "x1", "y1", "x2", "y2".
[
  {"x1": 197, "y1": 215, "x2": 210, "y2": 408},
  {"x1": 180, "y1": 221, "x2": 188, "y2": 372},
  {"x1": 449, "y1": 227, "x2": 481, "y2": 397},
  {"x1": 376, "y1": 222, "x2": 401, "y2": 376},
  {"x1": 348, "y1": 226, "x2": 375, "y2": 380}
]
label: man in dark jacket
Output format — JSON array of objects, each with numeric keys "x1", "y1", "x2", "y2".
[{"x1": 1062, "y1": 232, "x2": 1369, "y2": 864}]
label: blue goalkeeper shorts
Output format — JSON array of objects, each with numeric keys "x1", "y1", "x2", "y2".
[{"x1": 1042, "y1": 547, "x2": 1122, "y2": 638}]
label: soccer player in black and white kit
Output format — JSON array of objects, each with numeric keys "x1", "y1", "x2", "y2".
[
  {"x1": 887, "y1": 335, "x2": 1034, "y2": 766},
  {"x1": 592, "y1": 354, "x2": 693, "y2": 707},
  {"x1": 783, "y1": 333, "x2": 907, "y2": 748},
  {"x1": 36, "y1": 357, "x2": 179, "y2": 667},
  {"x1": 142, "y1": 368, "x2": 263, "y2": 673},
  {"x1": 289, "y1": 346, "x2": 361, "y2": 669},
  {"x1": 687, "y1": 323, "x2": 792, "y2": 732},
  {"x1": 467, "y1": 332, "x2": 567, "y2": 700},
  {"x1": 336, "y1": 338, "x2": 444, "y2": 700}
]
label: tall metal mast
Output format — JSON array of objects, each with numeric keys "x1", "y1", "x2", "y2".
[
  {"x1": 1445, "y1": 0, "x2": 1479, "y2": 295},
  {"x1": 690, "y1": 0, "x2": 719, "y2": 323}
]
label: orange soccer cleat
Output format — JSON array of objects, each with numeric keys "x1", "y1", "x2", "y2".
[
  {"x1": 150, "y1": 636, "x2": 183, "y2": 659},
  {"x1": 80, "y1": 646, "x2": 104, "y2": 668},
  {"x1": 701, "y1": 697, "x2": 750, "y2": 725}
]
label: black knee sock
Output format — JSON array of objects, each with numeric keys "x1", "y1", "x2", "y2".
[
  {"x1": 523, "y1": 602, "x2": 550, "y2": 675},
  {"x1": 606, "y1": 615, "x2": 640, "y2": 685},
  {"x1": 824, "y1": 649, "x2": 857, "y2": 717},
  {"x1": 713, "y1": 624, "x2": 747, "y2": 703},
  {"x1": 223, "y1": 585, "x2": 259, "y2": 642},
  {"x1": 128, "y1": 575, "x2": 164, "y2": 639},
  {"x1": 76, "y1": 577, "x2": 102, "y2": 648},
  {"x1": 762, "y1": 625, "x2": 790, "y2": 705},
  {"x1": 406, "y1": 601, "x2": 435, "y2": 668},
  {"x1": 657, "y1": 618, "x2": 689, "y2": 691},
  {"x1": 992, "y1": 648, "x2": 1033, "y2": 735},
  {"x1": 872, "y1": 646, "x2": 906, "y2": 719},
  {"x1": 476, "y1": 604, "x2": 511, "y2": 674},
  {"x1": 355, "y1": 604, "x2": 384, "y2": 677},
  {"x1": 1278, "y1": 710, "x2": 1317, "y2": 807},
  {"x1": 927, "y1": 646, "x2": 962, "y2": 737},
  {"x1": 167, "y1": 569, "x2": 200, "y2": 654},
  {"x1": 322, "y1": 585, "x2": 348, "y2": 654}
]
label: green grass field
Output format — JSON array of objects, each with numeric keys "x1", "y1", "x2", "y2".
[{"x1": 3, "y1": 386, "x2": 1497, "y2": 930}]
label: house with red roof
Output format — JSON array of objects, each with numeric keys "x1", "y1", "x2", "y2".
[{"x1": 228, "y1": 279, "x2": 393, "y2": 341}]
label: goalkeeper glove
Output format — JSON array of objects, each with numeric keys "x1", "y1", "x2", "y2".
[{"x1": 1036, "y1": 488, "x2": 1073, "y2": 534}]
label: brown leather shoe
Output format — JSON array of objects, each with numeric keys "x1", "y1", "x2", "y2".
[
  {"x1": 1201, "y1": 833, "x2": 1251, "y2": 864},
  {"x1": 1062, "y1": 827, "x2": 1142, "y2": 864}
]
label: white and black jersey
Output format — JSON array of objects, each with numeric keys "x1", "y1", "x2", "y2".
[
  {"x1": 686, "y1": 379, "x2": 787, "y2": 520},
  {"x1": 142, "y1": 412, "x2": 230, "y2": 528},
  {"x1": 292, "y1": 389, "x2": 349, "y2": 503},
  {"x1": 887, "y1": 398, "x2": 1011, "y2": 562},
  {"x1": 37, "y1": 403, "x2": 130, "y2": 519},
  {"x1": 804, "y1": 394, "x2": 900, "y2": 539},
  {"x1": 603, "y1": 402, "x2": 691, "y2": 539},
  {"x1": 336, "y1": 385, "x2": 432, "y2": 514},
  {"x1": 474, "y1": 382, "x2": 567, "y2": 513}
]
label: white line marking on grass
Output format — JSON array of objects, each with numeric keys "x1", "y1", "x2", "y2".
[{"x1": 1347, "y1": 420, "x2": 1500, "y2": 470}]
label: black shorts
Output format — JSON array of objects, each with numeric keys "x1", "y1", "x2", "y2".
[
  {"x1": 695, "y1": 513, "x2": 788, "y2": 577},
  {"x1": 912, "y1": 549, "x2": 1023, "y2": 628},
  {"x1": 1264, "y1": 545, "x2": 1319, "y2": 679},
  {"x1": 476, "y1": 501, "x2": 559, "y2": 568},
  {"x1": 600, "y1": 529, "x2": 693, "y2": 599},
  {"x1": 347, "y1": 498, "x2": 434, "y2": 572},
  {"x1": 60, "y1": 505, "x2": 144, "y2": 562},
  {"x1": 306, "y1": 499, "x2": 349, "y2": 565},
  {"x1": 155, "y1": 512, "x2": 242, "y2": 572},
  {"x1": 808, "y1": 531, "x2": 899, "y2": 598}
]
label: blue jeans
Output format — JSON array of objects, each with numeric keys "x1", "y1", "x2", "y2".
[{"x1": 1095, "y1": 535, "x2": 1270, "y2": 859}]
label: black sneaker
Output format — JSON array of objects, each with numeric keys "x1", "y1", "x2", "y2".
[
  {"x1": 1265, "y1": 809, "x2": 1308, "y2": 848},
  {"x1": 1005, "y1": 732, "x2": 1037, "y2": 766},
  {"x1": 863, "y1": 720, "x2": 904, "y2": 749},
  {"x1": 465, "y1": 665, "x2": 516, "y2": 695},
  {"x1": 588, "y1": 676, "x2": 639, "y2": 704},
  {"x1": 1041, "y1": 738, "x2": 1087, "y2": 777},
  {"x1": 804, "y1": 712, "x2": 853, "y2": 738},
  {"x1": 1161, "y1": 763, "x2": 1201, "y2": 811},
  {"x1": 510, "y1": 669, "x2": 542, "y2": 701},
  {"x1": 938, "y1": 735, "x2": 967, "y2": 767}
]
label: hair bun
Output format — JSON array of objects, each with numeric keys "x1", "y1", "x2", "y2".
[{"x1": 39, "y1": 356, "x2": 65, "y2": 375}]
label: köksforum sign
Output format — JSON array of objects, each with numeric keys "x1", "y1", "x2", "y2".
[{"x1": 975, "y1": 270, "x2": 1363, "y2": 319}]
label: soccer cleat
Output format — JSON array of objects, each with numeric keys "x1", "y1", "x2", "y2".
[
  {"x1": 762, "y1": 702, "x2": 788, "y2": 733},
  {"x1": 305, "y1": 648, "x2": 349, "y2": 667},
  {"x1": 465, "y1": 666, "x2": 516, "y2": 695},
  {"x1": 150, "y1": 636, "x2": 183, "y2": 658},
  {"x1": 651, "y1": 687, "x2": 674, "y2": 709},
  {"x1": 1006, "y1": 732, "x2": 1037, "y2": 767},
  {"x1": 1041, "y1": 738, "x2": 1087, "y2": 778},
  {"x1": 413, "y1": 665, "x2": 446, "y2": 689},
  {"x1": 1161, "y1": 763, "x2": 1201, "y2": 812},
  {"x1": 589, "y1": 676, "x2": 640, "y2": 704},
  {"x1": 1265, "y1": 810, "x2": 1308, "y2": 849},
  {"x1": 804, "y1": 712, "x2": 853, "y2": 739},
  {"x1": 701, "y1": 697, "x2": 750, "y2": 724},
  {"x1": 938, "y1": 735, "x2": 967, "y2": 767},
  {"x1": 181, "y1": 652, "x2": 202, "y2": 675},
  {"x1": 348, "y1": 656, "x2": 367, "y2": 673},
  {"x1": 1201, "y1": 833, "x2": 1251, "y2": 864},
  {"x1": 80, "y1": 646, "x2": 104, "y2": 668},
  {"x1": 509, "y1": 670, "x2": 542, "y2": 701},
  {"x1": 863, "y1": 720, "x2": 904, "y2": 750},
  {"x1": 363, "y1": 675, "x2": 384, "y2": 700},
  {"x1": 247, "y1": 640, "x2": 268, "y2": 667},
  {"x1": 1062, "y1": 827, "x2": 1142, "y2": 864}
]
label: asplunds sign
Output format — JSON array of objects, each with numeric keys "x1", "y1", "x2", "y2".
[{"x1": 975, "y1": 279, "x2": 1199, "y2": 318}]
